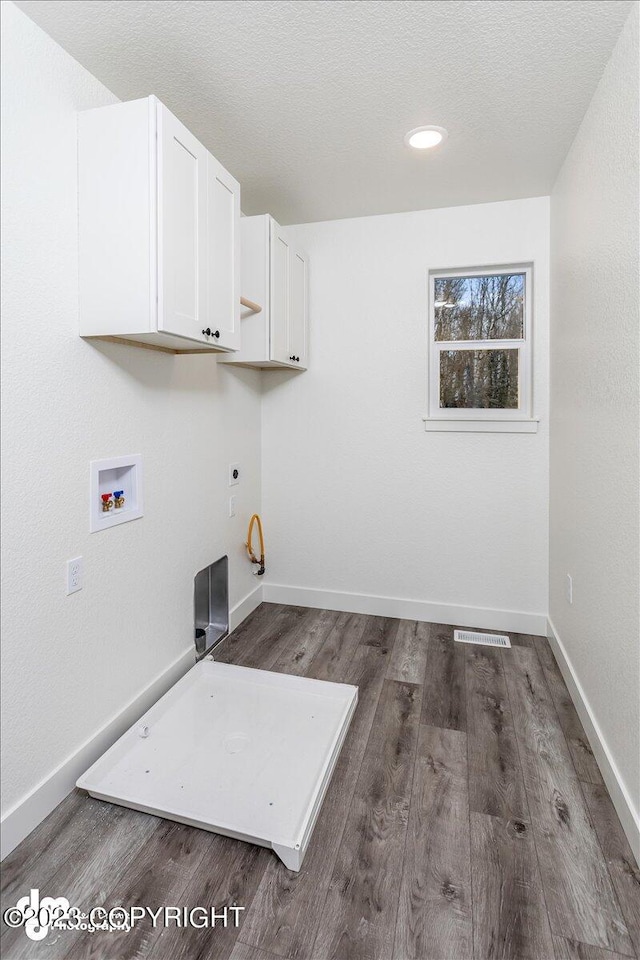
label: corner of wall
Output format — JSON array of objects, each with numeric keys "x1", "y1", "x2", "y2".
[{"x1": 548, "y1": 1, "x2": 640, "y2": 859}]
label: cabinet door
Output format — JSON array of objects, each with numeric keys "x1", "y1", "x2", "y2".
[
  {"x1": 288, "y1": 250, "x2": 308, "y2": 368},
  {"x1": 205, "y1": 154, "x2": 240, "y2": 351},
  {"x1": 157, "y1": 103, "x2": 207, "y2": 341},
  {"x1": 269, "y1": 219, "x2": 291, "y2": 364}
]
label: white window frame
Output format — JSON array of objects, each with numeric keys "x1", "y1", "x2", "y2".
[{"x1": 424, "y1": 263, "x2": 538, "y2": 433}]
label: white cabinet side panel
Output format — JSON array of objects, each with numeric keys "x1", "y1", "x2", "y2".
[
  {"x1": 78, "y1": 98, "x2": 154, "y2": 336},
  {"x1": 206, "y1": 155, "x2": 241, "y2": 352},
  {"x1": 270, "y1": 220, "x2": 290, "y2": 364},
  {"x1": 222, "y1": 215, "x2": 270, "y2": 363}
]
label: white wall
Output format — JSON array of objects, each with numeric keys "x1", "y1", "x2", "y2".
[
  {"x1": 262, "y1": 198, "x2": 550, "y2": 632},
  {"x1": 549, "y1": 1, "x2": 639, "y2": 831},
  {"x1": 0, "y1": 2, "x2": 262, "y2": 844}
]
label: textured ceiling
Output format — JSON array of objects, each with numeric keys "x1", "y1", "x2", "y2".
[{"x1": 15, "y1": 0, "x2": 634, "y2": 224}]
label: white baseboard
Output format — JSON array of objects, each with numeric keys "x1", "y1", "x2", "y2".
[
  {"x1": 262, "y1": 583, "x2": 547, "y2": 635},
  {"x1": 0, "y1": 647, "x2": 194, "y2": 861},
  {"x1": 0, "y1": 585, "x2": 264, "y2": 862},
  {"x1": 230, "y1": 584, "x2": 263, "y2": 631},
  {"x1": 547, "y1": 617, "x2": 640, "y2": 863}
]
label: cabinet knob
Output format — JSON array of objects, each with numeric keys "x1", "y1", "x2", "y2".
[
  {"x1": 213, "y1": 330, "x2": 220, "y2": 339},
  {"x1": 202, "y1": 328, "x2": 211, "y2": 337},
  {"x1": 295, "y1": 356, "x2": 300, "y2": 362}
]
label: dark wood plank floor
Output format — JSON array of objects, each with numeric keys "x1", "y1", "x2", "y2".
[{"x1": 2, "y1": 603, "x2": 638, "y2": 960}]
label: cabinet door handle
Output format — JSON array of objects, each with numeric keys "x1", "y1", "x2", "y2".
[
  {"x1": 202, "y1": 328, "x2": 211, "y2": 337},
  {"x1": 213, "y1": 330, "x2": 220, "y2": 339}
]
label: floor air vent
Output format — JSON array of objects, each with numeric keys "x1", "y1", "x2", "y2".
[{"x1": 454, "y1": 629, "x2": 511, "y2": 648}]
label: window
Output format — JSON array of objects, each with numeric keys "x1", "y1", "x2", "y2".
[{"x1": 425, "y1": 264, "x2": 536, "y2": 432}]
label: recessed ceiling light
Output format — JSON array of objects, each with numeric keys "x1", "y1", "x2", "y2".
[{"x1": 405, "y1": 125, "x2": 448, "y2": 149}]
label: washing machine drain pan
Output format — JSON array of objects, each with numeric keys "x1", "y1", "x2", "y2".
[{"x1": 77, "y1": 659, "x2": 358, "y2": 871}]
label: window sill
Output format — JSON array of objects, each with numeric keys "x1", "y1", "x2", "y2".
[{"x1": 422, "y1": 417, "x2": 539, "y2": 434}]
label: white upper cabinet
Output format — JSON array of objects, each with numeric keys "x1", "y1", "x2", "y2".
[
  {"x1": 288, "y1": 249, "x2": 308, "y2": 368},
  {"x1": 221, "y1": 214, "x2": 308, "y2": 369},
  {"x1": 156, "y1": 104, "x2": 207, "y2": 341},
  {"x1": 79, "y1": 96, "x2": 240, "y2": 354}
]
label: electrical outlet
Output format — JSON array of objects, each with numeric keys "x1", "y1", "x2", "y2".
[
  {"x1": 229, "y1": 495, "x2": 237, "y2": 518},
  {"x1": 229, "y1": 463, "x2": 240, "y2": 486},
  {"x1": 566, "y1": 574, "x2": 573, "y2": 605},
  {"x1": 67, "y1": 557, "x2": 83, "y2": 595}
]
